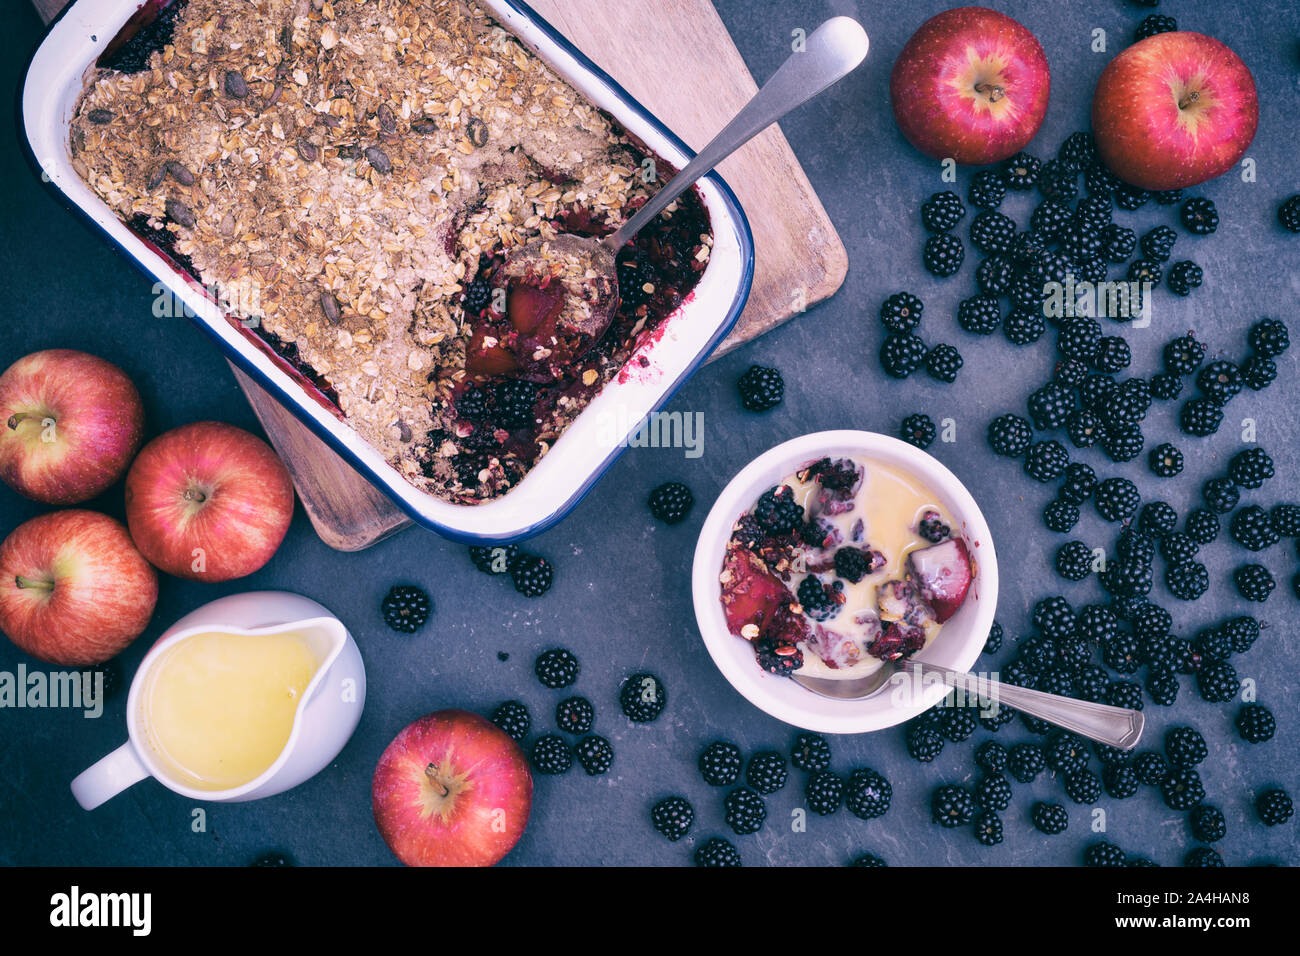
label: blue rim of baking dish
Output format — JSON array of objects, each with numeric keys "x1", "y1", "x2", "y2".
[{"x1": 18, "y1": 0, "x2": 754, "y2": 545}]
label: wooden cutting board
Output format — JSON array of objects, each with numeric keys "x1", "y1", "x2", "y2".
[{"x1": 34, "y1": 0, "x2": 847, "y2": 550}]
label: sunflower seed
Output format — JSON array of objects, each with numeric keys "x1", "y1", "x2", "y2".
[
  {"x1": 319, "y1": 291, "x2": 341, "y2": 324},
  {"x1": 87, "y1": 109, "x2": 114, "y2": 124},
  {"x1": 316, "y1": 113, "x2": 342, "y2": 129},
  {"x1": 265, "y1": 85, "x2": 283, "y2": 107},
  {"x1": 364, "y1": 146, "x2": 391, "y2": 174},
  {"x1": 165, "y1": 199, "x2": 195, "y2": 228},
  {"x1": 411, "y1": 118, "x2": 438, "y2": 135},
  {"x1": 165, "y1": 161, "x2": 195, "y2": 186},
  {"x1": 295, "y1": 138, "x2": 318, "y2": 162},
  {"x1": 146, "y1": 165, "x2": 167, "y2": 190},
  {"x1": 335, "y1": 143, "x2": 360, "y2": 160},
  {"x1": 224, "y1": 70, "x2": 248, "y2": 99},
  {"x1": 466, "y1": 117, "x2": 488, "y2": 148},
  {"x1": 377, "y1": 104, "x2": 396, "y2": 134},
  {"x1": 278, "y1": 24, "x2": 293, "y2": 48}
]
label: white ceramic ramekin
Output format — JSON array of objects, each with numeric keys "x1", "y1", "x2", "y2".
[
  {"x1": 20, "y1": 0, "x2": 753, "y2": 543},
  {"x1": 691, "y1": 431, "x2": 998, "y2": 734}
]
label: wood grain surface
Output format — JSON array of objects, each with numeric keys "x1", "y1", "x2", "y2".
[{"x1": 33, "y1": 0, "x2": 846, "y2": 549}]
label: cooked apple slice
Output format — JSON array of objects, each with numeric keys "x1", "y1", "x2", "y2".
[
  {"x1": 719, "y1": 546, "x2": 790, "y2": 638},
  {"x1": 907, "y1": 537, "x2": 974, "y2": 623}
]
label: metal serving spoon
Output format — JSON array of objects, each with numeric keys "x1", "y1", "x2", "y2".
[
  {"x1": 795, "y1": 656, "x2": 1145, "y2": 750},
  {"x1": 501, "y1": 16, "x2": 870, "y2": 357}
]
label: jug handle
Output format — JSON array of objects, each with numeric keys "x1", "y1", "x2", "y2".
[{"x1": 71, "y1": 741, "x2": 150, "y2": 810}]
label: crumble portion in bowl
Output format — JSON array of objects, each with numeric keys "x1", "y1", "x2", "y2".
[
  {"x1": 718, "y1": 457, "x2": 977, "y2": 680},
  {"x1": 68, "y1": 0, "x2": 711, "y2": 504}
]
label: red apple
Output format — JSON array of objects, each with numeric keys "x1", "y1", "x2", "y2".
[
  {"x1": 0, "y1": 510, "x2": 158, "y2": 665},
  {"x1": 0, "y1": 350, "x2": 144, "y2": 505},
  {"x1": 124, "y1": 421, "x2": 294, "y2": 581},
  {"x1": 372, "y1": 710, "x2": 532, "y2": 867},
  {"x1": 891, "y1": 7, "x2": 1050, "y2": 166},
  {"x1": 1092, "y1": 32, "x2": 1258, "y2": 191}
]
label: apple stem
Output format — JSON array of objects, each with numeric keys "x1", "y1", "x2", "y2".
[
  {"x1": 424, "y1": 762, "x2": 450, "y2": 797},
  {"x1": 7, "y1": 413, "x2": 31, "y2": 430},
  {"x1": 14, "y1": 575, "x2": 54, "y2": 592},
  {"x1": 183, "y1": 487, "x2": 208, "y2": 505},
  {"x1": 974, "y1": 81, "x2": 1005, "y2": 103},
  {"x1": 1178, "y1": 90, "x2": 1200, "y2": 110}
]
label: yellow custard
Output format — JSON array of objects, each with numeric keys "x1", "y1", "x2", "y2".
[{"x1": 140, "y1": 631, "x2": 320, "y2": 791}]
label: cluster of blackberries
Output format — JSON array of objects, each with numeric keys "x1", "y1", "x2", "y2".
[
  {"x1": 1178, "y1": 319, "x2": 1289, "y2": 437},
  {"x1": 468, "y1": 544, "x2": 554, "y2": 597},
  {"x1": 877, "y1": 291, "x2": 964, "y2": 382}
]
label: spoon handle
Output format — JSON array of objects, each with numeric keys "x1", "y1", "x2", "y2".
[
  {"x1": 899, "y1": 659, "x2": 1145, "y2": 750},
  {"x1": 603, "y1": 17, "x2": 869, "y2": 251}
]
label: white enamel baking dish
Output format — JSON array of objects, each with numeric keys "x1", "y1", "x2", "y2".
[{"x1": 20, "y1": 0, "x2": 754, "y2": 543}]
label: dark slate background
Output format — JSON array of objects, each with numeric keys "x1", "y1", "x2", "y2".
[{"x1": 2, "y1": 0, "x2": 1297, "y2": 867}]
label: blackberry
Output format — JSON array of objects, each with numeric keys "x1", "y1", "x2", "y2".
[
  {"x1": 530, "y1": 734, "x2": 572, "y2": 775},
  {"x1": 1256, "y1": 789, "x2": 1295, "y2": 826},
  {"x1": 1031, "y1": 596, "x2": 1077, "y2": 642},
  {"x1": 737, "y1": 365, "x2": 784, "y2": 411},
  {"x1": 456, "y1": 385, "x2": 491, "y2": 421},
  {"x1": 1280, "y1": 196, "x2": 1300, "y2": 233},
  {"x1": 575, "y1": 735, "x2": 614, "y2": 775},
  {"x1": 1085, "y1": 162, "x2": 1122, "y2": 198},
  {"x1": 534, "y1": 648, "x2": 580, "y2": 689},
  {"x1": 1058, "y1": 132, "x2": 1098, "y2": 171},
  {"x1": 940, "y1": 704, "x2": 977, "y2": 743},
  {"x1": 1167, "y1": 261, "x2": 1203, "y2": 296},
  {"x1": 1228, "y1": 447, "x2": 1274, "y2": 489},
  {"x1": 1056, "y1": 541, "x2": 1095, "y2": 581},
  {"x1": 1074, "y1": 256, "x2": 1108, "y2": 284},
  {"x1": 1160, "y1": 767, "x2": 1205, "y2": 811},
  {"x1": 988, "y1": 414, "x2": 1034, "y2": 457},
  {"x1": 1155, "y1": 188, "x2": 1184, "y2": 205},
  {"x1": 931, "y1": 785, "x2": 976, "y2": 828},
  {"x1": 979, "y1": 704, "x2": 1017, "y2": 732},
  {"x1": 1094, "y1": 477, "x2": 1140, "y2": 523},
  {"x1": 1057, "y1": 462, "x2": 1097, "y2": 504},
  {"x1": 968, "y1": 169, "x2": 1006, "y2": 209},
  {"x1": 1004, "y1": 307, "x2": 1046, "y2": 345},
  {"x1": 1083, "y1": 842, "x2": 1127, "y2": 868},
  {"x1": 1164, "y1": 334, "x2": 1207, "y2": 375},
  {"x1": 976, "y1": 254, "x2": 1016, "y2": 295},
  {"x1": 1186, "y1": 507, "x2": 1222, "y2": 544},
  {"x1": 1242, "y1": 355, "x2": 1278, "y2": 390},
  {"x1": 1001, "y1": 152, "x2": 1042, "y2": 189},
  {"x1": 650, "y1": 796, "x2": 694, "y2": 841},
  {"x1": 1076, "y1": 195, "x2": 1113, "y2": 231},
  {"x1": 798, "y1": 575, "x2": 843, "y2": 622},
  {"x1": 1196, "y1": 659, "x2": 1239, "y2": 702},
  {"x1": 1127, "y1": 258, "x2": 1162, "y2": 288},
  {"x1": 1066, "y1": 410, "x2": 1103, "y2": 449},
  {"x1": 1102, "y1": 633, "x2": 1142, "y2": 674},
  {"x1": 880, "y1": 333, "x2": 928, "y2": 378},
  {"x1": 974, "y1": 773, "x2": 1012, "y2": 813},
  {"x1": 1272, "y1": 504, "x2": 1300, "y2": 537},
  {"x1": 490, "y1": 700, "x2": 531, "y2": 742},
  {"x1": 648, "y1": 481, "x2": 694, "y2": 525},
  {"x1": 1160, "y1": 532, "x2": 1199, "y2": 565},
  {"x1": 923, "y1": 232, "x2": 964, "y2": 276},
  {"x1": 619, "y1": 672, "x2": 667, "y2": 721},
  {"x1": 984, "y1": 621, "x2": 1005, "y2": 655},
  {"x1": 724, "y1": 786, "x2": 767, "y2": 835},
  {"x1": 506, "y1": 552, "x2": 555, "y2": 597},
  {"x1": 1170, "y1": 636, "x2": 1200, "y2": 674},
  {"x1": 1098, "y1": 223, "x2": 1137, "y2": 263},
  {"x1": 1137, "y1": 501, "x2": 1177, "y2": 538},
  {"x1": 1024, "y1": 441, "x2": 1069, "y2": 483},
  {"x1": 381, "y1": 585, "x2": 431, "y2": 633},
  {"x1": 1100, "y1": 557, "x2": 1154, "y2": 598},
  {"x1": 1032, "y1": 801, "x2": 1069, "y2": 835},
  {"x1": 1134, "y1": 752, "x2": 1168, "y2": 787},
  {"x1": 1193, "y1": 628, "x2": 1232, "y2": 663},
  {"x1": 1198, "y1": 361, "x2": 1243, "y2": 406},
  {"x1": 1147, "y1": 669, "x2": 1180, "y2": 706},
  {"x1": 879, "y1": 292, "x2": 924, "y2": 333},
  {"x1": 1007, "y1": 743, "x2": 1046, "y2": 783},
  {"x1": 1221, "y1": 616, "x2": 1260, "y2": 653},
  {"x1": 892, "y1": 414, "x2": 938, "y2": 454},
  {"x1": 925, "y1": 344, "x2": 964, "y2": 383},
  {"x1": 789, "y1": 732, "x2": 832, "y2": 773},
  {"x1": 492, "y1": 379, "x2": 538, "y2": 429},
  {"x1": 745, "y1": 751, "x2": 789, "y2": 795},
  {"x1": 469, "y1": 544, "x2": 517, "y2": 575},
  {"x1": 832, "y1": 547, "x2": 874, "y2": 585},
  {"x1": 1165, "y1": 726, "x2": 1208, "y2": 768},
  {"x1": 1202, "y1": 477, "x2": 1239, "y2": 515},
  {"x1": 906, "y1": 725, "x2": 945, "y2": 763},
  {"x1": 974, "y1": 740, "x2": 1009, "y2": 773},
  {"x1": 957, "y1": 294, "x2": 1002, "y2": 335},
  {"x1": 973, "y1": 810, "x2": 1004, "y2": 847},
  {"x1": 1234, "y1": 704, "x2": 1276, "y2": 747},
  {"x1": 1031, "y1": 198, "x2": 1073, "y2": 236},
  {"x1": 1108, "y1": 682, "x2": 1143, "y2": 713},
  {"x1": 1102, "y1": 378, "x2": 1151, "y2": 429},
  {"x1": 1061, "y1": 223, "x2": 1102, "y2": 262},
  {"x1": 1115, "y1": 183, "x2": 1151, "y2": 210},
  {"x1": 1180, "y1": 197, "x2": 1219, "y2": 235},
  {"x1": 463, "y1": 276, "x2": 492, "y2": 314},
  {"x1": 754, "y1": 485, "x2": 804, "y2": 534},
  {"x1": 845, "y1": 768, "x2": 892, "y2": 819},
  {"x1": 699, "y1": 741, "x2": 743, "y2": 786},
  {"x1": 805, "y1": 770, "x2": 843, "y2": 815},
  {"x1": 970, "y1": 210, "x2": 1017, "y2": 254},
  {"x1": 693, "y1": 837, "x2": 742, "y2": 867},
  {"x1": 1166, "y1": 561, "x2": 1209, "y2": 601},
  {"x1": 1064, "y1": 768, "x2": 1103, "y2": 804},
  {"x1": 849, "y1": 853, "x2": 888, "y2": 867},
  {"x1": 555, "y1": 696, "x2": 595, "y2": 735},
  {"x1": 1037, "y1": 159, "x2": 1078, "y2": 202},
  {"x1": 1149, "y1": 372, "x2": 1183, "y2": 401},
  {"x1": 1105, "y1": 762, "x2": 1140, "y2": 799},
  {"x1": 1249, "y1": 318, "x2": 1290, "y2": 358},
  {"x1": 1149, "y1": 443, "x2": 1184, "y2": 478},
  {"x1": 1181, "y1": 399, "x2": 1223, "y2": 437},
  {"x1": 1102, "y1": 425, "x2": 1144, "y2": 464},
  {"x1": 1231, "y1": 506, "x2": 1279, "y2": 551},
  {"x1": 1045, "y1": 732, "x2": 1090, "y2": 774},
  {"x1": 1027, "y1": 382, "x2": 1074, "y2": 431},
  {"x1": 1234, "y1": 564, "x2": 1275, "y2": 602},
  {"x1": 1058, "y1": 317, "x2": 1102, "y2": 361},
  {"x1": 1185, "y1": 846, "x2": 1225, "y2": 868},
  {"x1": 1136, "y1": 224, "x2": 1176, "y2": 262},
  {"x1": 921, "y1": 190, "x2": 965, "y2": 232},
  {"x1": 1078, "y1": 604, "x2": 1119, "y2": 643},
  {"x1": 1009, "y1": 270, "x2": 1051, "y2": 310},
  {"x1": 1093, "y1": 336, "x2": 1132, "y2": 374}
]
